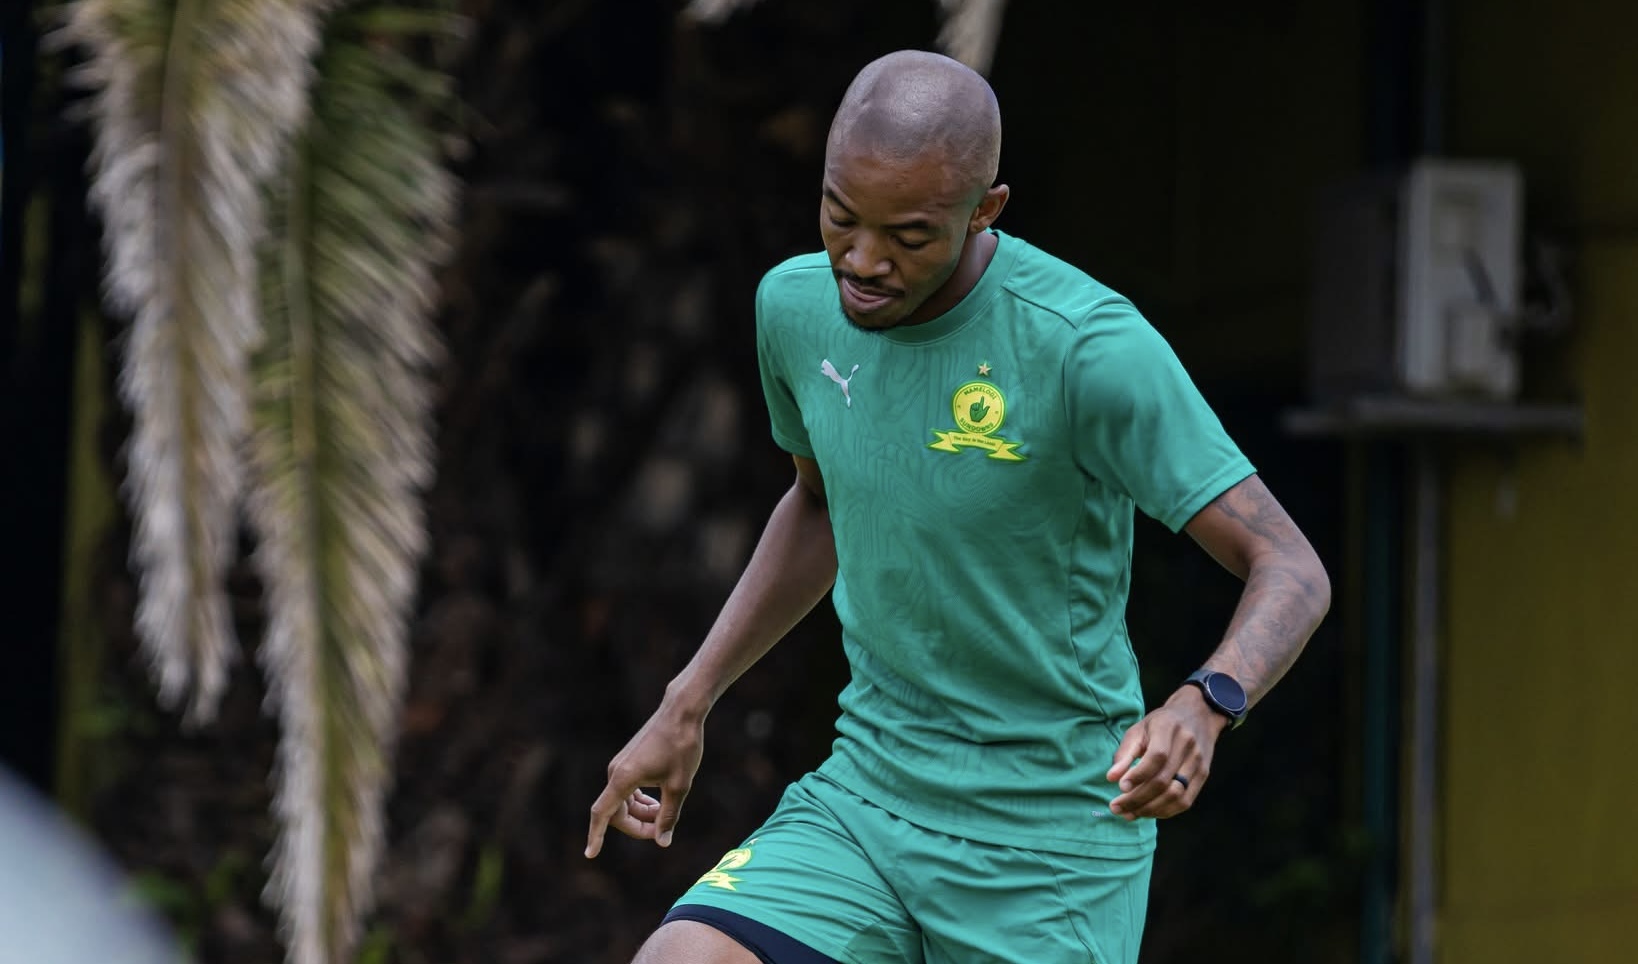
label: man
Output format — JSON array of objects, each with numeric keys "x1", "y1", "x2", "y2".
[{"x1": 587, "y1": 49, "x2": 1330, "y2": 964}]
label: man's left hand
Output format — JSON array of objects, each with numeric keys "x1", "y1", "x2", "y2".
[{"x1": 1105, "y1": 686, "x2": 1229, "y2": 820}]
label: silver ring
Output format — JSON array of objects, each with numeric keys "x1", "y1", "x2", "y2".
[{"x1": 1172, "y1": 773, "x2": 1190, "y2": 789}]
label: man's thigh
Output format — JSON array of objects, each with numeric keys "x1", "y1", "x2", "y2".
[
  {"x1": 634, "y1": 920, "x2": 761, "y2": 964},
  {"x1": 662, "y1": 774, "x2": 921, "y2": 963}
]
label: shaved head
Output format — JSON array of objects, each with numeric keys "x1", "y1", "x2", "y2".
[
  {"x1": 826, "y1": 50, "x2": 1002, "y2": 202},
  {"x1": 817, "y1": 51, "x2": 1010, "y2": 331}
]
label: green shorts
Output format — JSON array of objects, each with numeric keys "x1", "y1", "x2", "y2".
[{"x1": 668, "y1": 772, "x2": 1152, "y2": 964}]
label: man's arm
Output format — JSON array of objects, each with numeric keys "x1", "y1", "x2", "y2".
[
  {"x1": 1181, "y1": 474, "x2": 1332, "y2": 701},
  {"x1": 1107, "y1": 474, "x2": 1330, "y2": 821},
  {"x1": 585, "y1": 456, "x2": 836, "y2": 858}
]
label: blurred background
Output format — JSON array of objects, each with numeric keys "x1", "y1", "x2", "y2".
[{"x1": 1, "y1": 0, "x2": 1633, "y2": 963}]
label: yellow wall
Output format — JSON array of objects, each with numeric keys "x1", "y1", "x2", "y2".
[{"x1": 1442, "y1": 3, "x2": 1638, "y2": 961}]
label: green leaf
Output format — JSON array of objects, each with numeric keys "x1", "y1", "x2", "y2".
[
  {"x1": 345, "y1": 7, "x2": 465, "y2": 39},
  {"x1": 462, "y1": 844, "x2": 506, "y2": 930},
  {"x1": 126, "y1": 871, "x2": 196, "y2": 918},
  {"x1": 355, "y1": 924, "x2": 397, "y2": 964}
]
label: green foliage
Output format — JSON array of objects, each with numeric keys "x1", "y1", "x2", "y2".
[
  {"x1": 125, "y1": 849, "x2": 253, "y2": 959},
  {"x1": 460, "y1": 844, "x2": 506, "y2": 931},
  {"x1": 354, "y1": 924, "x2": 397, "y2": 964},
  {"x1": 126, "y1": 869, "x2": 197, "y2": 921}
]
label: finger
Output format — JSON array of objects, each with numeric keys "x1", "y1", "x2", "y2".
[
  {"x1": 1137, "y1": 771, "x2": 1197, "y2": 819},
  {"x1": 1119, "y1": 730, "x2": 1174, "y2": 791},
  {"x1": 590, "y1": 788, "x2": 669, "y2": 856},
  {"x1": 1169, "y1": 770, "x2": 1208, "y2": 816},
  {"x1": 1115, "y1": 772, "x2": 1184, "y2": 819},
  {"x1": 604, "y1": 807, "x2": 657, "y2": 841},
  {"x1": 628, "y1": 791, "x2": 662, "y2": 822},
  {"x1": 1157, "y1": 757, "x2": 1211, "y2": 817},
  {"x1": 655, "y1": 779, "x2": 693, "y2": 848},
  {"x1": 1106, "y1": 721, "x2": 1150, "y2": 784},
  {"x1": 1112, "y1": 730, "x2": 1185, "y2": 819},
  {"x1": 585, "y1": 783, "x2": 626, "y2": 858},
  {"x1": 1112, "y1": 771, "x2": 1172, "y2": 820},
  {"x1": 1129, "y1": 749, "x2": 1210, "y2": 820}
]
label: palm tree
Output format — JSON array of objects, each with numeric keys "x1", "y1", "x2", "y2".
[{"x1": 58, "y1": 0, "x2": 457, "y2": 961}]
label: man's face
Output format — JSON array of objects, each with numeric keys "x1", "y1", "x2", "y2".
[{"x1": 819, "y1": 146, "x2": 976, "y2": 330}]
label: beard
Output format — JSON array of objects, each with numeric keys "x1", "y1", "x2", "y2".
[{"x1": 840, "y1": 307, "x2": 888, "y2": 333}]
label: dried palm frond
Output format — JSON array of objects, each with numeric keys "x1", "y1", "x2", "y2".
[
  {"x1": 682, "y1": 0, "x2": 765, "y2": 24},
  {"x1": 935, "y1": 0, "x2": 1008, "y2": 75},
  {"x1": 61, "y1": 0, "x2": 335, "y2": 722},
  {"x1": 247, "y1": 4, "x2": 457, "y2": 961},
  {"x1": 683, "y1": 0, "x2": 1008, "y2": 76}
]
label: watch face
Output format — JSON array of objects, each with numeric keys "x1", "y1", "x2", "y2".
[{"x1": 1206, "y1": 673, "x2": 1248, "y2": 714}]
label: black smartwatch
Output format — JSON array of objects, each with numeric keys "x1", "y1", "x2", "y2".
[{"x1": 1185, "y1": 670, "x2": 1248, "y2": 729}]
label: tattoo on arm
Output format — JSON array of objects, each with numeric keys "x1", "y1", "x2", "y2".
[{"x1": 1196, "y1": 479, "x2": 1331, "y2": 704}]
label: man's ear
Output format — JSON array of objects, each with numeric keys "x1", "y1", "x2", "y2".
[{"x1": 969, "y1": 183, "x2": 1010, "y2": 235}]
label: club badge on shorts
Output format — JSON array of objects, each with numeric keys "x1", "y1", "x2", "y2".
[{"x1": 696, "y1": 844, "x2": 755, "y2": 891}]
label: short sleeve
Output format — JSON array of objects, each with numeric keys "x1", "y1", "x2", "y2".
[
  {"x1": 755, "y1": 272, "x2": 816, "y2": 459},
  {"x1": 1064, "y1": 299, "x2": 1254, "y2": 531}
]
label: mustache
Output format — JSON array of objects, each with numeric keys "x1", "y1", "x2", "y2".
[{"x1": 835, "y1": 273, "x2": 902, "y2": 297}]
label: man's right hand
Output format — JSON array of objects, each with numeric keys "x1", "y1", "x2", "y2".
[
  {"x1": 584, "y1": 701, "x2": 706, "y2": 858},
  {"x1": 585, "y1": 464, "x2": 835, "y2": 859}
]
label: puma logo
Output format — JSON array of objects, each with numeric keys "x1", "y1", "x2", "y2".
[
  {"x1": 820, "y1": 359, "x2": 860, "y2": 407},
  {"x1": 968, "y1": 397, "x2": 990, "y2": 424}
]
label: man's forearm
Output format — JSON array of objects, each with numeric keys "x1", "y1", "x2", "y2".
[
  {"x1": 665, "y1": 481, "x2": 838, "y2": 718},
  {"x1": 1183, "y1": 476, "x2": 1332, "y2": 708},
  {"x1": 1202, "y1": 553, "x2": 1330, "y2": 705}
]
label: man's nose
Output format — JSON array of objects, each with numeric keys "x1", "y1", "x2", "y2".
[{"x1": 845, "y1": 236, "x2": 891, "y2": 279}]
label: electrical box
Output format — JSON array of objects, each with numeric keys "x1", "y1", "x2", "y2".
[{"x1": 1308, "y1": 159, "x2": 1524, "y2": 403}]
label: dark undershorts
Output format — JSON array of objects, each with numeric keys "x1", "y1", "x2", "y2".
[{"x1": 662, "y1": 905, "x2": 839, "y2": 964}]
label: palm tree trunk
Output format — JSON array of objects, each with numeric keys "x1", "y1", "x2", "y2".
[
  {"x1": 54, "y1": 307, "x2": 121, "y2": 820},
  {"x1": 1, "y1": 18, "x2": 95, "y2": 799}
]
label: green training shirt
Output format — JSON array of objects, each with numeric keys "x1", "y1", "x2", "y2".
[{"x1": 755, "y1": 229, "x2": 1254, "y2": 857}]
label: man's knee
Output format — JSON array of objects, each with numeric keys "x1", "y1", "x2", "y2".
[{"x1": 633, "y1": 919, "x2": 761, "y2": 964}]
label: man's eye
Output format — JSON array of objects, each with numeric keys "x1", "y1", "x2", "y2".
[
  {"x1": 897, "y1": 237, "x2": 929, "y2": 251},
  {"x1": 827, "y1": 214, "x2": 855, "y2": 228}
]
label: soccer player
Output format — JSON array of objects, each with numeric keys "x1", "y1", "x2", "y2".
[{"x1": 586, "y1": 49, "x2": 1331, "y2": 964}]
